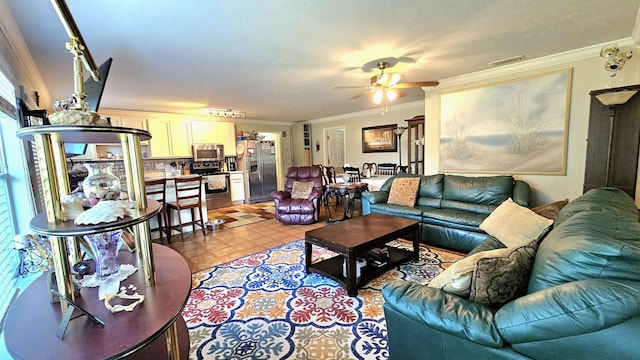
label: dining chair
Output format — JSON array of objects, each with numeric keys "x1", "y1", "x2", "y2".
[
  {"x1": 362, "y1": 162, "x2": 377, "y2": 177},
  {"x1": 377, "y1": 163, "x2": 396, "y2": 175},
  {"x1": 144, "y1": 178, "x2": 170, "y2": 243},
  {"x1": 165, "y1": 175, "x2": 206, "y2": 242},
  {"x1": 343, "y1": 166, "x2": 361, "y2": 182}
]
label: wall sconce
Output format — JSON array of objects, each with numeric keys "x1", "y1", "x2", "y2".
[{"x1": 315, "y1": 140, "x2": 320, "y2": 152}]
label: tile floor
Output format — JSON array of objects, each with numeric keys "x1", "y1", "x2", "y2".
[{"x1": 165, "y1": 201, "x2": 340, "y2": 272}]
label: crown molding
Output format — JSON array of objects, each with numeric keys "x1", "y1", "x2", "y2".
[
  {"x1": 431, "y1": 38, "x2": 638, "y2": 91},
  {"x1": 100, "y1": 108, "x2": 293, "y2": 126}
]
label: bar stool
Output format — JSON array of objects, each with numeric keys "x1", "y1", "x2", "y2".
[
  {"x1": 166, "y1": 175, "x2": 206, "y2": 242},
  {"x1": 144, "y1": 178, "x2": 170, "y2": 243}
]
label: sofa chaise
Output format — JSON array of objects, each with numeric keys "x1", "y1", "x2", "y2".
[
  {"x1": 382, "y1": 187, "x2": 640, "y2": 359},
  {"x1": 361, "y1": 173, "x2": 531, "y2": 252}
]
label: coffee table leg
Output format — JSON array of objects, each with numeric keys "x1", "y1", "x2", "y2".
[
  {"x1": 305, "y1": 241, "x2": 313, "y2": 273},
  {"x1": 346, "y1": 251, "x2": 358, "y2": 296},
  {"x1": 413, "y1": 226, "x2": 420, "y2": 260}
]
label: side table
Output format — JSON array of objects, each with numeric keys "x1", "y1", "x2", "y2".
[{"x1": 324, "y1": 182, "x2": 368, "y2": 222}]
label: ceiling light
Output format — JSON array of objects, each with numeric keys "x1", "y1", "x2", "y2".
[
  {"x1": 372, "y1": 89, "x2": 384, "y2": 104},
  {"x1": 377, "y1": 72, "x2": 401, "y2": 86},
  {"x1": 207, "y1": 108, "x2": 247, "y2": 118},
  {"x1": 386, "y1": 89, "x2": 398, "y2": 102}
]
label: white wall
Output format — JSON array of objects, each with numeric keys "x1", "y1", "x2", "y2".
[
  {"x1": 309, "y1": 102, "x2": 425, "y2": 170},
  {"x1": 423, "y1": 41, "x2": 640, "y2": 206}
]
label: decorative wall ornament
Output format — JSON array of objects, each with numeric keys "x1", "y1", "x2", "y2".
[
  {"x1": 362, "y1": 124, "x2": 398, "y2": 153},
  {"x1": 439, "y1": 69, "x2": 572, "y2": 175}
]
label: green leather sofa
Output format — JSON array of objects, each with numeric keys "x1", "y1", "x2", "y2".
[
  {"x1": 382, "y1": 187, "x2": 640, "y2": 359},
  {"x1": 361, "y1": 173, "x2": 531, "y2": 252}
]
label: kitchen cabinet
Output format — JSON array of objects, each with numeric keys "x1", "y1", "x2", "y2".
[
  {"x1": 171, "y1": 119, "x2": 193, "y2": 157},
  {"x1": 109, "y1": 116, "x2": 147, "y2": 130},
  {"x1": 191, "y1": 120, "x2": 236, "y2": 155},
  {"x1": 147, "y1": 118, "x2": 172, "y2": 157},
  {"x1": 230, "y1": 171, "x2": 245, "y2": 204}
]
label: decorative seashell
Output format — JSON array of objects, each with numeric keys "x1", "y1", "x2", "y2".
[
  {"x1": 74, "y1": 200, "x2": 128, "y2": 225},
  {"x1": 61, "y1": 195, "x2": 85, "y2": 221}
]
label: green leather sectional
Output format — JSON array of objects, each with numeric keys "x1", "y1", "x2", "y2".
[
  {"x1": 382, "y1": 187, "x2": 640, "y2": 359},
  {"x1": 361, "y1": 173, "x2": 531, "y2": 252}
]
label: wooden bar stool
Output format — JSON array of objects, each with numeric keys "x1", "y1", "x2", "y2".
[
  {"x1": 166, "y1": 175, "x2": 206, "y2": 242},
  {"x1": 144, "y1": 178, "x2": 170, "y2": 243}
]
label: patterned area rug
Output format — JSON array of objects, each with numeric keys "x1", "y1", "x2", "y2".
[
  {"x1": 207, "y1": 202, "x2": 275, "y2": 228},
  {"x1": 183, "y1": 239, "x2": 463, "y2": 359}
]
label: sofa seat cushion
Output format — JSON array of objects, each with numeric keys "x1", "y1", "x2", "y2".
[
  {"x1": 422, "y1": 208, "x2": 489, "y2": 228},
  {"x1": 368, "y1": 203, "x2": 425, "y2": 221},
  {"x1": 528, "y1": 210, "x2": 640, "y2": 293}
]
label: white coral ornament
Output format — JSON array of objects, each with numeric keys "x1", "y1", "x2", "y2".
[{"x1": 74, "y1": 200, "x2": 128, "y2": 225}]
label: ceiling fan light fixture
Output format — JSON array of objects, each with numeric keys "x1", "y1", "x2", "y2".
[
  {"x1": 372, "y1": 89, "x2": 384, "y2": 104},
  {"x1": 386, "y1": 89, "x2": 398, "y2": 102},
  {"x1": 377, "y1": 72, "x2": 401, "y2": 86}
]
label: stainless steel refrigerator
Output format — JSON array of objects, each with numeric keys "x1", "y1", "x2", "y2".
[{"x1": 237, "y1": 140, "x2": 277, "y2": 203}]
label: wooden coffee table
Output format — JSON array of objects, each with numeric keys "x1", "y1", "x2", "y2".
[{"x1": 304, "y1": 214, "x2": 420, "y2": 296}]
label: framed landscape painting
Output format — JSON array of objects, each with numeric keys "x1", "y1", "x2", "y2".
[
  {"x1": 439, "y1": 69, "x2": 572, "y2": 175},
  {"x1": 362, "y1": 124, "x2": 397, "y2": 153}
]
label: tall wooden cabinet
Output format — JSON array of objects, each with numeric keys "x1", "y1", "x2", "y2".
[
  {"x1": 8, "y1": 125, "x2": 190, "y2": 359},
  {"x1": 405, "y1": 115, "x2": 425, "y2": 174},
  {"x1": 583, "y1": 85, "x2": 640, "y2": 198}
]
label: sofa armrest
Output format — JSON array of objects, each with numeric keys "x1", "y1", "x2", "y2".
[
  {"x1": 382, "y1": 280, "x2": 504, "y2": 348},
  {"x1": 361, "y1": 190, "x2": 389, "y2": 205},
  {"x1": 271, "y1": 191, "x2": 291, "y2": 201},
  {"x1": 496, "y1": 279, "x2": 640, "y2": 344},
  {"x1": 512, "y1": 180, "x2": 531, "y2": 207}
]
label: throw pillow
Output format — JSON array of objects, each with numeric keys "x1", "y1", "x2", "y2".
[
  {"x1": 531, "y1": 199, "x2": 569, "y2": 220},
  {"x1": 469, "y1": 239, "x2": 538, "y2": 308},
  {"x1": 387, "y1": 177, "x2": 421, "y2": 207},
  {"x1": 291, "y1": 181, "x2": 314, "y2": 199},
  {"x1": 428, "y1": 247, "x2": 514, "y2": 297},
  {"x1": 480, "y1": 198, "x2": 553, "y2": 248}
]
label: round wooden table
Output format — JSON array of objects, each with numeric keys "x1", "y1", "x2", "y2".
[
  {"x1": 324, "y1": 182, "x2": 369, "y2": 222},
  {"x1": 4, "y1": 244, "x2": 191, "y2": 359}
]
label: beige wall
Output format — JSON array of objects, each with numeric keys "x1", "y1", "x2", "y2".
[
  {"x1": 308, "y1": 102, "x2": 425, "y2": 170},
  {"x1": 423, "y1": 43, "x2": 640, "y2": 206}
]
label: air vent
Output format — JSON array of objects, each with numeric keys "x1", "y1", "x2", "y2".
[{"x1": 489, "y1": 55, "x2": 526, "y2": 66}]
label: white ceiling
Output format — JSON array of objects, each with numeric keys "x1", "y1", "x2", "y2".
[{"x1": 6, "y1": 0, "x2": 640, "y2": 123}]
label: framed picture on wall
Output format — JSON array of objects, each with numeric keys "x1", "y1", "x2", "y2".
[
  {"x1": 439, "y1": 69, "x2": 572, "y2": 175},
  {"x1": 362, "y1": 124, "x2": 397, "y2": 153}
]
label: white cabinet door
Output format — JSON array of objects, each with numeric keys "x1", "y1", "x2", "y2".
[
  {"x1": 190, "y1": 121, "x2": 235, "y2": 156},
  {"x1": 230, "y1": 172, "x2": 245, "y2": 203},
  {"x1": 171, "y1": 119, "x2": 192, "y2": 157},
  {"x1": 110, "y1": 116, "x2": 148, "y2": 130},
  {"x1": 147, "y1": 118, "x2": 172, "y2": 157}
]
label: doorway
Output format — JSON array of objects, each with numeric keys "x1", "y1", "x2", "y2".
[{"x1": 323, "y1": 126, "x2": 345, "y2": 169}]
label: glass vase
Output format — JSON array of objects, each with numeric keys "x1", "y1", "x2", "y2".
[
  {"x1": 84, "y1": 230, "x2": 122, "y2": 279},
  {"x1": 83, "y1": 163, "x2": 120, "y2": 206}
]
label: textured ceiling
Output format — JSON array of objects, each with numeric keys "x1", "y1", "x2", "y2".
[{"x1": 6, "y1": 0, "x2": 640, "y2": 122}]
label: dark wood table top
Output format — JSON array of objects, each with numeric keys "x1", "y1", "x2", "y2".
[
  {"x1": 305, "y1": 213, "x2": 418, "y2": 249},
  {"x1": 4, "y1": 244, "x2": 191, "y2": 359}
]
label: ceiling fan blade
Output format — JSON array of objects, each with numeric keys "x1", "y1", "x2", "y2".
[{"x1": 396, "y1": 81, "x2": 439, "y2": 88}]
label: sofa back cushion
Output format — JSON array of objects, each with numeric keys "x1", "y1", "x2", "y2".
[
  {"x1": 528, "y1": 210, "x2": 640, "y2": 293},
  {"x1": 441, "y1": 175, "x2": 514, "y2": 214},
  {"x1": 415, "y1": 174, "x2": 445, "y2": 207},
  {"x1": 555, "y1": 187, "x2": 639, "y2": 226},
  {"x1": 284, "y1": 166, "x2": 323, "y2": 192}
]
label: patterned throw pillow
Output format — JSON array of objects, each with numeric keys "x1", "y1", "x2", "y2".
[
  {"x1": 469, "y1": 239, "x2": 538, "y2": 308},
  {"x1": 291, "y1": 181, "x2": 314, "y2": 199},
  {"x1": 387, "y1": 177, "x2": 421, "y2": 207},
  {"x1": 480, "y1": 198, "x2": 554, "y2": 248}
]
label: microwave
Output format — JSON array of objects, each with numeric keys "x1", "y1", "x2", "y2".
[{"x1": 192, "y1": 143, "x2": 224, "y2": 162}]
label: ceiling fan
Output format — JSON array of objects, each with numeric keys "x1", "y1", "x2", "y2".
[{"x1": 336, "y1": 61, "x2": 439, "y2": 114}]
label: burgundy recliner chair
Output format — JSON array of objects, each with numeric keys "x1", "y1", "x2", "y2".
[{"x1": 271, "y1": 166, "x2": 324, "y2": 225}]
